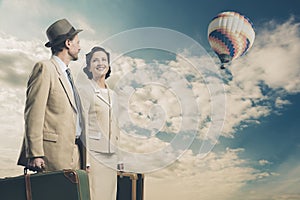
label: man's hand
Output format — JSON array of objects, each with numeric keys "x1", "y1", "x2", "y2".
[{"x1": 28, "y1": 157, "x2": 45, "y2": 172}]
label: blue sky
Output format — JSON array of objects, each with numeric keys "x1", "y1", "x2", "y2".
[{"x1": 1, "y1": 0, "x2": 300, "y2": 199}]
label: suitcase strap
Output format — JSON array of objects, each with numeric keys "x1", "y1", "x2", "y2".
[{"x1": 25, "y1": 174, "x2": 32, "y2": 200}]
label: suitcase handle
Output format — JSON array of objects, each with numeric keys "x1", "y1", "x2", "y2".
[
  {"x1": 23, "y1": 167, "x2": 44, "y2": 200},
  {"x1": 24, "y1": 169, "x2": 32, "y2": 200}
]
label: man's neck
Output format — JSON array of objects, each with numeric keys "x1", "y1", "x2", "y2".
[{"x1": 55, "y1": 50, "x2": 70, "y2": 66}]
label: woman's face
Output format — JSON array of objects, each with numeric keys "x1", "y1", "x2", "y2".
[{"x1": 89, "y1": 51, "x2": 109, "y2": 80}]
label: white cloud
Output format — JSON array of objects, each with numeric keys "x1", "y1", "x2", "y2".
[
  {"x1": 145, "y1": 148, "x2": 264, "y2": 200},
  {"x1": 214, "y1": 18, "x2": 300, "y2": 136},
  {"x1": 0, "y1": 31, "x2": 49, "y2": 87},
  {"x1": 259, "y1": 159, "x2": 271, "y2": 166},
  {"x1": 232, "y1": 18, "x2": 300, "y2": 93},
  {"x1": 0, "y1": 88, "x2": 25, "y2": 177},
  {"x1": 233, "y1": 154, "x2": 300, "y2": 200},
  {"x1": 0, "y1": 31, "x2": 49, "y2": 59},
  {"x1": 275, "y1": 97, "x2": 291, "y2": 109}
]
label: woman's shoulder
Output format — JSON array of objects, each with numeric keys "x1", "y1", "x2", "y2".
[{"x1": 77, "y1": 80, "x2": 94, "y2": 96}]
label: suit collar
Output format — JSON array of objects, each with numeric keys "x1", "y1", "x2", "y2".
[
  {"x1": 52, "y1": 56, "x2": 68, "y2": 74},
  {"x1": 51, "y1": 57, "x2": 77, "y2": 112},
  {"x1": 90, "y1": 80, "x2": 111, "y2": 107}
]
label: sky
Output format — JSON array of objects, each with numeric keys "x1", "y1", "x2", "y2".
[{"x1": 1, "y1": 0, "x2": 300, "y2": 199}]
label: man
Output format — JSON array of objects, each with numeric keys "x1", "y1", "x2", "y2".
[{"x1": 17, "y1": 18, "x2": 88, "y2": 172}]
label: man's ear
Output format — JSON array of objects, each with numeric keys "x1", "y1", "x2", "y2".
[{"x1": 65, "y1": 39, "x2": 71, "y2": 49}]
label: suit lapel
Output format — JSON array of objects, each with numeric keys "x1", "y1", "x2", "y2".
[
  {"x1": 90, "y1": 80, "x2": 111, "y2": 107},
  {"x1": 96, "y1": 93, "x2": 111, "y2": 107},
  {"x1": 51, "y1": 58, "x2": 77, "y2": 112}
]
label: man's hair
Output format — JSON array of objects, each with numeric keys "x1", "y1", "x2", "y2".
[{"x1": 50, "y1": 34, "x2": 77, "y2": 55}]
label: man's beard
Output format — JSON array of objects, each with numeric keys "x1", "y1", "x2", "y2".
[{"x1": 69, "y1": 52, "x2": 79, "y2": 61}]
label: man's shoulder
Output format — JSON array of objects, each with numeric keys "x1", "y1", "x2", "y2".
[
  {"x1": 33, "y1": 58, "x2": 57, "y2": 72},
  {"x1": 35, "y1": 58, "x2": 55, "y2": 67},
  {"x1": 29, "y1": 58, "x2": 58, "y2": 79}
]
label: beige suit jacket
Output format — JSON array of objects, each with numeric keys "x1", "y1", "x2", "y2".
[
  {"x1": 17, "y1": 57, "x2": 88, "y2": 171},
  {"x1": 78, "y1": 80, "x2": 120, "y2": 155}
]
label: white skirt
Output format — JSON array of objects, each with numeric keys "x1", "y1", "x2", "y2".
[{"x1": 89, "y1": 152, "x2": 118, "y2": 200}]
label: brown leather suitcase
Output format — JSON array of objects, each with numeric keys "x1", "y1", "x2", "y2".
[
  {"x1": 117, "y1": 172, "x2": 144, "y2": 200},
  {"x1": 0, "y1": 169, "x2": 90, "y2": 200}
]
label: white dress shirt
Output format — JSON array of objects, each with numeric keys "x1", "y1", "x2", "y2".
[{"x1": 53, "y1": 56, "x2": 82, "y2": 138}]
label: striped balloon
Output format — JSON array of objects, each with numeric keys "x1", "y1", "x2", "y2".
[{"x1": 208, "y1": 11, "x2": 255, "y2": 69}]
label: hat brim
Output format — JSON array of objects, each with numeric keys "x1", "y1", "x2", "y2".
[{"x1": 45, "y1": 29, "x2": 82, "y2": 48}]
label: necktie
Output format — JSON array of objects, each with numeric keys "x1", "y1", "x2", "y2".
[{"x1": 66, "y1": 68, "x2": 83, "y2": 136}]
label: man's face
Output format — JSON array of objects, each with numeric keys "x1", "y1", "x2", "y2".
[{"x1": 68, "y1": 34, "x2": 81, "y2": 61}]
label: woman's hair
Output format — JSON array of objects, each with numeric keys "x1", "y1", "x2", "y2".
[{"x1": 83, "y1": 46, "x2": 111, "y2": 79}]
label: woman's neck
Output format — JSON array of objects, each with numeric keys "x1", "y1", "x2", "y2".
[{"x1": 93, "y1": 77, "x2": 106, "y2": 89}]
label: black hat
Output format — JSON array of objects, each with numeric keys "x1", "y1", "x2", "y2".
[{"x1": 45, "y1": 18, "x2": 82, "y2": 47}]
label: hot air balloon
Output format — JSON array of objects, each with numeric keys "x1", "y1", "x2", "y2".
[{"x1": 208, "y1": 11, "x2": 255, "y2": 69}]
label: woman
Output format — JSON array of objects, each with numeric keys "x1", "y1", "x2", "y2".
[{"x1": 78, "y1": 46, "x2": 122, "y2": 200}]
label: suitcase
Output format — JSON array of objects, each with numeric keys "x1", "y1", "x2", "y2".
[
  {"x1": 0, "y1": 169, "x2": 90, "y2": 200},
  {"x1": 117, "y1": 172, "x2": 144, "y2": 200}
]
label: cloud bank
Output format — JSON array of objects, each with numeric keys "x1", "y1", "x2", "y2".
[{"x1": 0, "y1": 13, "x2": 300, "y2": 199}]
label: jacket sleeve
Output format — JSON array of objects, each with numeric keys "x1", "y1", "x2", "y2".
[
  {"x1": 78, "y1": 84, "x2": 91, "y2": 167},
  {"x1": 24, "y1": 62, "x2": 50, "y2": 158},
  {"x1": 112, "y1": 91, "x2": 124, "y2": 167}
]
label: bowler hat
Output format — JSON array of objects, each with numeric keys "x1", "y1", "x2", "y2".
[{"x1": 45, "y1": 18, "x2": 82, "y2": 47}]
